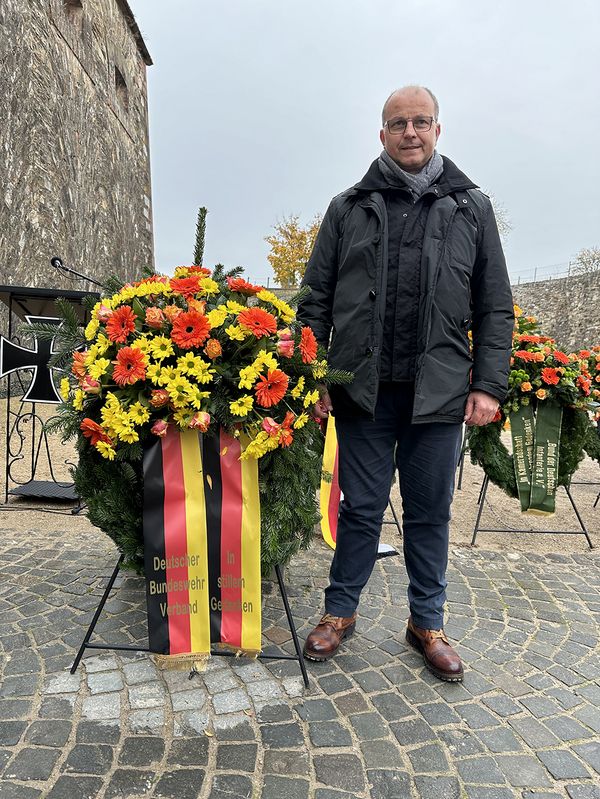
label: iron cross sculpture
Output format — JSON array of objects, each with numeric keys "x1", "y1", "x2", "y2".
[{"x1": 0, "y1": 316, "x2": 63, "y2": 404}]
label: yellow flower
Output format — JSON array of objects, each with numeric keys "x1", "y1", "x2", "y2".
[
  {"x1": 149, "y1": 336, "x2": 175, "y2": 361},
  {"x1": 85, "y1": 318, "x2": 99, "y2": 341},
  {"x1": 158, "y1": 365, "x2": 179, "y2": 385},
  {"x1": 131, "y1": 336, "x2": 150, "y2": 354},
  {"x1": 513, "y1": 304, "x2": 523, "y2": 318},
  {"x1": 252, "y1": 351, "x2": 278, "y2": 371},
  {"x1": 95, "y1": 333, "x2": 111, "y2": 355},
  {"x1": 303, "y1": 389, "x2": 319, "y2": 408},
  {"x1": 200, "y1": 277, "x2": 220, "y2": 295},
  {"x1": 225, "y1": 325, "x2": 247, "y2": 341},
  {"x1": 72, "y1": 390, "x2": 85, "y2": 410},
  {"x1": 290, "y1": 376, "x2": 305, "y2": 399},
  {"x1": 189, "y1": 359, "x2": 215, "y2": 384},
  {"x1": 230, "y1": 395, "x2": 254, "y2": 417},
  {"x1": 146, "y1": 363, "x2": 162, "y2": 384},
  {"x1": 87, "y1": 358, "x2": 111, "y2": 379},
  {"x1": 293, "y1": 412, "x2": 309, "y2": 429},
  {"x1": 119, "y1": 426, "x2": 139, "y2": 444},
  {"x1": 60, "y1": 378, "x2": 70, "y2": 402},
  {"x1": 185, "y1": 385, "x2": 211, "y2": 409},
  {"x1": 128, "y1": 402, "x2": 150, "y2": 425},
  {"x1": 95, "y1": 441, "x2": 116, "y2": 460},
  {"x1": 166, "y1": 376, "x2": 195, "y2": 407},
  {"x1": 312, "y1": 359, "x2": 328, "y2": 380},
  {"x1": 256, "y1": 289, "x2": 295, "y2": 323},
  {"x1": 177, "y1": 352, "x2": 203, "y2": 374},
  {"x1": 238, "y1": 365, "x2": 260, "y2": 390},
  {"x1": 173, "y1": 408, "x2": 194, "y2": 428},
  {"x1": 225, "y1": 300, "x2": 245, "y2": 313},
  {"x1": 207, "y1": 307, "x2": 228, "y2": 328},
  {"x1": 240, "y1": 431, "x2": 279, "y2": 460}
]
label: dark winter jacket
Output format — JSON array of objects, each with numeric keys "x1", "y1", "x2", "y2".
[{"x1": 297, "y1": 156, "x2": 515, "y2": 422}]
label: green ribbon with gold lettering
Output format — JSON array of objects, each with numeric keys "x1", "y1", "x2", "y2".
[{"x1": 509, "y1": 404, "x2": 535, "y2": 512}]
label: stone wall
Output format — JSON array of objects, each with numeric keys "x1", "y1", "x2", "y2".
[
  {"x1": 0, "y1": 0, "x2": 153, "y2": 296},
  {"x1": 511, "y1": 272, "x2": 600, "y2": 352}
]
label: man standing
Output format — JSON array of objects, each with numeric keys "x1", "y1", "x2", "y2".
[{"x1": 297, "y1": 86, "x2": 513, "y2": 682}]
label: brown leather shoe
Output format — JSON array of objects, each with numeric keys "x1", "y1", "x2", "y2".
[
  {"x1": 405, "y1": 617, "x2": 464, "y2": 682},
  {"x1": 303, "y1": 612, "x2": 357, "y2": 661}
]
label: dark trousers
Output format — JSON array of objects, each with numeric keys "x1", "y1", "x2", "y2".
[{"x1": 324, "y1": 382, "x2": 462, "y2": 630}]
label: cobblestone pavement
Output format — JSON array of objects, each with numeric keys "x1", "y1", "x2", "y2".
[{"x1": 1, "y1": 523, "x2": 599, "y2": 799}]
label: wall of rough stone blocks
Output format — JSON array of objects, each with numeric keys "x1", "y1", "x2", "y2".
[
  {"x1": 0, "y1": 0, "x2": 153, "y2": 299},
  {"x1": 511, "y1": 273, "x2": 600, "y2": 352}
]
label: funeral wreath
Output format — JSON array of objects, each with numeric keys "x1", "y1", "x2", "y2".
[
  {"x1": 468, "y1": 307, "x2": 600, "y2": 514},
  {"x1": 37, "y1": 265, "x2": 352, "y2": 572}
]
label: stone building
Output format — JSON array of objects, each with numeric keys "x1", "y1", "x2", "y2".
[
  {"x1": 0, "y1": 0, "x2": 153, "y2": 293},
  {"x1": 512, "y1": 272, "x2": 600, "y2": 352}
]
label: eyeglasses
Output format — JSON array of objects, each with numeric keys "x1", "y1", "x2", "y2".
[{"x1": 384, "y1": 116, "x2": 436, "y2": 135}]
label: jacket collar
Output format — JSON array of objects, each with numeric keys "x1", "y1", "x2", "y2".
[{"x1": 351, "y1": 155, "x2": 478, "y2": 198}]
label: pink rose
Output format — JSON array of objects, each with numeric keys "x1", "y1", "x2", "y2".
[
  {"x1": 262, "y1": 417, "x2": 280, "y2": 436},
  {"x1": 276, "y1": 339, "x2": 294, "y2": 358},
  {"x1": 97, "y1": 304, "x2": 112, "y2": 323},
  {"x1": 145, "y1": 307, "x2": 165, "y2": 329},
  {"x1": 188, "y1": 412, "x2": 211, "y2": 432},
  {"x1": 81, "y1": 376, "x2": 101, "y2": 394},
  {"x1": 277, "y1": 328, "x2": 293, "y2": 341},
  {"x1": 149, "y1": 389, "x2": 170, "y2": 408},
  {"x1": 151, "y1": 419, "x2": 169, "y2": 437}
]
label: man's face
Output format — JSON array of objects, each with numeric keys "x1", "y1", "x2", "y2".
[{"x1": 379, "y1": 89, "x2": 441, "y2": 173}]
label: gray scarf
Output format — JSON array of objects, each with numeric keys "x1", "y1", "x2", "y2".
[{"x1": 378, "y1": 149, "x2": 444, "y2": 199}]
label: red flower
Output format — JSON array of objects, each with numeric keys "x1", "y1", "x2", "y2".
[
  {"x1": 227, "y1": 277, "x2": 263, "y2": 295},
  {"x1": 151, "y1": 419, "x2": 169, "y2": 437},
  {"x1": 112, "y1": 347, "x2": 147, "y2": 386},
  {"x1": 279, "y1": 427, "x2": 293, "y2": 447},
  {"x1": 553, "y1": 351, "x2": 570, "y2": 365},
  {"x1": 149, "y1": 388, "x2": 170, "y2": 408},
  {"x1": 254, "y1": 369, "x2": 289, "y2": 407},
  {"x1": 170, "y1": 276, "x2": 201, "y2": 298},
  {"x1": 299, "y1": 327, "x2": 317, "y2": 363},
  {"x1": 171, "y1": 310, "x2": 211, "y2": 349},
  {"x1": 80, "y1": 418, "x2": 112, "y2": 446},
  {"x1": 106, "y1": 305, "x2": 137, "y2": 343},
  {"x1": 189, "y1": 412, "x2": 211, "y2": 431},
  {"x1": 541, "y1": 367, "x2": 560, "y2": 386},
  {"x1": 238, "y1": 308, "x2": 278, "y2": 338}
]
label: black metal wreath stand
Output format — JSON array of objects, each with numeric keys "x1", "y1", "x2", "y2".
[
  {"x1": 71, "y1": 555, "x2": 310, "y2": 688},
  {"x1": 471, "y1": 474, "x2": 594, "y2": 549}
]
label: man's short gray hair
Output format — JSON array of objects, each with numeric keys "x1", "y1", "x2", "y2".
[{"x1": 381, "y1": 86, "x2": 440, "y2": 125}]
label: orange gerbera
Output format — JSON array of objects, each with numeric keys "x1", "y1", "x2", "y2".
[
  {"x1": 170, "y1": 310, "x2": 211, "y2": 349},
  {"x1": 514, "y1": 350, "x2": 544, "y2": 363},
  {"x1": 577, "y1": 376, "x2": 591, "y2": 395},
  {"x1": 238, "y1": 308, "x2": 278, "y2": 338},
  {"x1": 254, "y1": 369, "x2": 289, "y2": 407},
  {"x1": 113, "y1": 346, "x2": 147, "y2": 386},
  {"x1": 80, "y1": 418, "x2": 112, "y2": 446},
  {"x1": 170, "y1": 276, "x2": 201, "y2": 298},
  {"x1": 226, "y1": 277, "x2": 263, "y2": 295},
  {"x1": 553, "y1": 350, "x2": 570, "y2": 365},
  {"x1": 106, "y1": 305, "x2": 137, "y2": 343},
  {"x1": 72, "y1": 350, "x2": 87, "y2": 380},
  {"x1": 299, "y1": 327, "x2": 318, "y2": 363},
  {"x1": 541, "y1": 367, "x2": 560, "y2": 385}
]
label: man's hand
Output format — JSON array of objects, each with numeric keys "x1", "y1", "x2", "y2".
[
  {"x1": 313, "y1": 389, "x2": 333, "y2": 420},
  {"x1": 464, "y1": 390, "x2": 499, "y2": 427}
]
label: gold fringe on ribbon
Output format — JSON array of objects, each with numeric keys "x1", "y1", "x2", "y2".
[{"x1": 151, "y1": 653, "x2": 211, "y2": 672}]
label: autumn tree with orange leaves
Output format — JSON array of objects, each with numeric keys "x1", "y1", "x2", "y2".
[{"x1": 265, "y1": 214, "x2": 322, "y2": 288}]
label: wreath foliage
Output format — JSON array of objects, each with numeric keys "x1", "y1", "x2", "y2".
[{"x1": 468, "y1": 309, "x2": 600, "y2": 496}]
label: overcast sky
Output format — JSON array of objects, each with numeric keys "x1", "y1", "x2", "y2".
[{"x1": 133, "y1": 0, "x2": 599, "y2": 286}]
